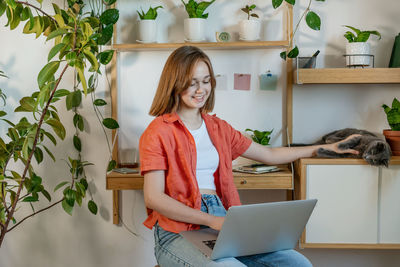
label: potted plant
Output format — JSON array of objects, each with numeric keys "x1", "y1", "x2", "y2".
[
  {"x1": 239, "y1": 4, "x2": 260, "y2": 41},
  {"x1": 245, "y1": 128, "x2": 273, "y2": 145},
  {"x1": 181, "y1": 0, "x2": 215, "y2": 42},
  {"x1": 0, "y1": 0, "x2": 119, "y2": 247},
  {"x1": 343, "y1": 25, "x2": 381, "y2": 67},
  {"x1": 137, "y1": 5, "x2": 163, "y2": 43},
  {"x1": 382, "y1": 98, "x2": 400, "y2": 156}
]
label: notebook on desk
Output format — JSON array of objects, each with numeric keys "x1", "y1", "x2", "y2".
[{"x1": 180, "y1": 199, "x2": 317, "y2": 260}]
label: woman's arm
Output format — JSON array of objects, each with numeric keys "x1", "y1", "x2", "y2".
[
  {"x1": 241, "y1": 134, "x2": 360, "y2": 165},
  {"x1": 144, "y1": 170, "x2": 225, "y2": 230}
]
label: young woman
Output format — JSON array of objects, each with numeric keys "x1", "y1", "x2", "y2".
[{"x1": 139, "y1": 46, "x2": 359, "y2": 267}]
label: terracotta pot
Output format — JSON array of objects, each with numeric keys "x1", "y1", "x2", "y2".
[{"x1": 383, "y1": 129, "x2": 400, "y2": 156}]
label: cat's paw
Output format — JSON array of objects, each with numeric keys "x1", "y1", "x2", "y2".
[{"x1": 338, "y1": 136, "x2": 361, "y2": 150}]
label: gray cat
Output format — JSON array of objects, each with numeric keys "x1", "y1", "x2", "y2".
[{"x1": 294, "y1": 128, "x2": 391, "y2": 167}]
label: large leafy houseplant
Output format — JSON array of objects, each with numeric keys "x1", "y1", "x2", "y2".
[
  {"x1": 0, "y1": 0, "x2": 120, "y2": 247},
  {"x1": 272, "y1": 0, "x2": 325, "y2": 60}
]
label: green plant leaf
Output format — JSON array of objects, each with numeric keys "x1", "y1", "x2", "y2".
[
  {"x1": 33, "y1": 146, "x2": 43, "y2": 164},
  {"x1": 305, "y1": 11, "x2": 321, "y2": 31},
  {"x1": 107, "y1": 159, "x2": 116, "y2": 172},
  {"x1": 22, "y1": 196, "x2": 39, "y2": 202},
  {"x1": 0, "y1": 1, "x2": 6, "y2": 17},
  {"x1": 5, "y1": 0, "x2": 16, "y2": 9},
  {"x1": 45, "y1": 118, "x2": 66, "y2": 140},
  {"x1": 41, "y1": 189, "x2": 51, "y2": 202},
  {"x1": 88, "y1": 200, "x2": 98, "y2": 215},
  {"x1": 356, "y1": 32, "x2": 370, "y2": 42},
  {"x1": 15, "y1": 96, "x2": 36, "y2": 112},
  {"x1": 54, "y1": 89, "x2": 69, "y2": 98},
  {"x1": 83, "y1": 49, "x2": 99, "y2": 72},
  {"x1": 285, "y1": 0, "x2": 295, "y2": 5},
  {"x1": 97, "y1": 23, "x2": 113, "y2": 45},
  {"x1": 54, "y1": 181, "x2": 69, "y2": 192},
  {"x1": 102, "y1": 118, "x2": 119, "y2": 129},
  {"x1": 42, "y1": 145, "x2": 55, "y2": 161},
  {"x1": 280, "y1": 51, "x2": 287, "y2": 60},
  {"x1": 75, "y1": 66, "x2": 88, "y2": 95},
  {"x1": 97, "y1": 50, "x2": 114, "y2": 65},
  {"x1": 100, "y1": 8, "x2": 119, "y2": 25},
  {"x1": 287, "y1": 46, "x2": 299, "y2": 58},
  {"x1": 37, "y1": 61, "x2": 60, "y2": 88},
  {"x1": 392, "y1": 98, "x2": 400, "y2": 110},
  {"x1": 80, "y1": 178, "x2": 88, "y2": 190},
  {"x1": 344, "y1": 25, "x2": 361, "y2": 36},
  {"x1": 344, "y1": 31, "x2": 355, "y2": 42},
  {"x1": 65, "y1": 188, "x2": 75, "y2": 207},
  {"x1": 46, "y1": 28, "x2": 68, "y2": 41},
  {"x1": 272, "y1": 0, "x2": 283, "y2": 9},
  {"x1": 93, "y1": 99, "x2": 107, "y2": 106},
  {"x1": 73, "y1": 114, "x2": 84, "y2": 131},
  {"x1": 73, "y1": 135, "x2": 81, "y2": 152},
  {"x1": 0, "y1": 111, "x2": 6, "y2": 117},
  {"x1": 48, "y1": 43, "x2": 66, "y2": 62},
  {"x1": 43, "y1": 130, "x2": 57, "y2": 145},
  {"x1": 66, "y1": 90, "x2": 82, "y2": 110},
  {"x1": 62, "y1": 198, "x2": 73, "y2": 215}
]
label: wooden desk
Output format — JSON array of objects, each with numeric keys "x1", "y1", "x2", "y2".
[{"x1": 106, "y1": 165, "x2": 293, "y2": 224}]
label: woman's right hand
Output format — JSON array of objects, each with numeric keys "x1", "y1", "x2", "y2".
[{"x1": 208, "y1": 216, "x2": 225, "y2": 231}]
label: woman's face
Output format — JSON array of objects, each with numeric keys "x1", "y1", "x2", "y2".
[{"x1": 180, "y1": 60, "x2": 212, "y2": 111}]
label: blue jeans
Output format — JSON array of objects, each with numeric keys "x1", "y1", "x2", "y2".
[{"x1": 153, "y1": 194, "x2": 312, "y2": 267}]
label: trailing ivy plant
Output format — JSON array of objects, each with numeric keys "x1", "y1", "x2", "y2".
[
  {"x1": 272, "y1": 0, "x2": 325, "y2": 60},
  {"x1": 0, "y1": 0, "x2": 120, "y2": 247}
]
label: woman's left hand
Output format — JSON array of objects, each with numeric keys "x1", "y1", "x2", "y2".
[{"x1": 326, "y1": 134, "x2": 361, "y2": 155}]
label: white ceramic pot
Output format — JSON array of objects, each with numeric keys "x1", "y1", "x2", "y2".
[
  {"x1": 239, "y1": 20, "x2": 260, "y2": 41},
  {"x1": 184, "y1": 18, "x2": 206, "y2": 42},
  {"x1": 138, "y1": 20, "x2": 157, "y2": 43},
  {"x1": 345, "y1": 42, "x2": 371, "y2": 67}
]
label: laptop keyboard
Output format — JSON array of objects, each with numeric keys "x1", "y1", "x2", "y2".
[{"x1": 203, "y1": 240, "x2": 216, "y2": 249}]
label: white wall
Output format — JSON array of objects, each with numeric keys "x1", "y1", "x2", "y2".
[{"x1": 1, "y1": 0, "x2": 400, "y2": 266}]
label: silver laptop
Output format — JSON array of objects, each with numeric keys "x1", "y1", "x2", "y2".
[{"x1": 180, "y1": 199, "x2": 317, "y2": 260}]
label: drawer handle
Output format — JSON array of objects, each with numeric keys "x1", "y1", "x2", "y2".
[{"x1": 240, "y1": 179, "x2": 247, "y2": 185}]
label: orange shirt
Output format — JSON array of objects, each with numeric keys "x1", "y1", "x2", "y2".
[{"x1": 139, "y1": 112, "x2": 252, "y2": 233}]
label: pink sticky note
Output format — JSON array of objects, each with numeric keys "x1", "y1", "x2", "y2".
[{"x1": 234, "y1": 73, "x2": 251, "y2": 91}]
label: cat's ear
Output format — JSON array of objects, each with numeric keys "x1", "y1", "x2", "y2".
[{"x1": 376, "y1": 142, "x2": 384, "y2": 151}]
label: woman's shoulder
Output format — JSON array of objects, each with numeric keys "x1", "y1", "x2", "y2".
[{"x1": 203, "y1": 113, "x2": 231, "y2": 128}]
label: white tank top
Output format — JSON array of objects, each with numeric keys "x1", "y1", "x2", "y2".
[{"x1": 188, "y1": 120, "x2": 219, "y2": 190}]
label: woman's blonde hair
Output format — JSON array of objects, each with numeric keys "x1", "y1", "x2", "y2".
[{"x1": 149, "y1": 46, "x2": 216, "y2": 116}]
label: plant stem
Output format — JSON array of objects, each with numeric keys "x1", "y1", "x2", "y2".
[
  {"x1": 0, "y1": 64, "x2": 69, "y2": 248},
  {"x1": 289, "y1": 0, "x2": 312, "y2": 49},
  {"x1": 6, "y1": 198, "x2": 64, "y2": 233},
  {"x1": 16, "y1": 1, "x2": 57, "y2": 23}
]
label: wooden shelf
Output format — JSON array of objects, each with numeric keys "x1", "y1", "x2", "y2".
[
  {"x1": 294, "y1": 68, "x2": 400, "y2": 84},
  {"x1": 112, "y1": 40, "x2": 289, "y2": 51},
  {"x1": 298, "y1": 156, "x2": 400, "y2": 166},
  {"x1": 106, "y1": 165, "x2": 293, "y2": 190}
]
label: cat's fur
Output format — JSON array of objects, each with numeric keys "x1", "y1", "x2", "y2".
[{"x1": 293, "y1": 128, "x2": 391, "y2": 167}]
